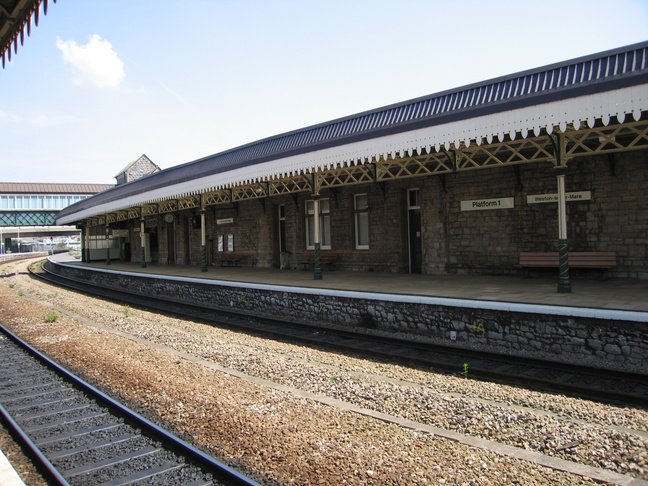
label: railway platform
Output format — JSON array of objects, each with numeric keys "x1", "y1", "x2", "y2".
[
  {"x1": 42, "y1": 253, "x2": 648, "y2": 374},
  {"x1": 52, "y1": 253, "x2": 648, "y2": 315}
]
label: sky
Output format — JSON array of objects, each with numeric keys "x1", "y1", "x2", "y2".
[{"x1": 1, "y1": 0, "x2": 647, "y2": 185}]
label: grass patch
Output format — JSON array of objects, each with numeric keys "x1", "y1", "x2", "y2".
[{"x1": 43, "y1": 310, "x2": 60, "y2": 323}]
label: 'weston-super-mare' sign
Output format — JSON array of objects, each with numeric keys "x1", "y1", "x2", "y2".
[{"x1": 527, "y1": 191, "x2": 592, "y2": 204}]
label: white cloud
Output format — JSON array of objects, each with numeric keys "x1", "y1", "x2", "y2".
[{"x1": 56, "y1": 34, "x2": 125, "y2": 89}]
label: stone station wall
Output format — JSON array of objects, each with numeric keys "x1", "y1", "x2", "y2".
[{"x1": 48, "y1": 261, "x2": 647, "y2": 374}]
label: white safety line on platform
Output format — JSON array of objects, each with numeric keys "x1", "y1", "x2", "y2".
[{"x1": 57, "y1": 261, "x2": 648, "y2": 323}]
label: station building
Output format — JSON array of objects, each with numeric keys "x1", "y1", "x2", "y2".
[{"x1": 57, "y1": 42, "x2": 648, "y2": 283}]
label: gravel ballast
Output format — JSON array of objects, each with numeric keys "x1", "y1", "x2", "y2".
[{"x1": 1, "y1": 258, "x2": 646, "y2": 486}]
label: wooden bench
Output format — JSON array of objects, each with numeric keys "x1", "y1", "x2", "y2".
[
  {"x1": 519, "y1": 252, "x2": 616, "y2": 268},
  {"x1": 219, "y1": 253, "x2": 243, "y2": 267},
  {"x1": 300, "y1": 253, "x2": 337, "y2": 271}
]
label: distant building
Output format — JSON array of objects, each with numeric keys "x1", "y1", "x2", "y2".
[
  {"x1": 115, "y1": 154, "x2": 161, "y2": 185},
  {"x1": 0, "y1": 182, "x2": 114, "y2": 252}
]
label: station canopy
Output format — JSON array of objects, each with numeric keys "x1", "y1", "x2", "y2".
[{"x1": 57, "y1": 41, "x2": 648, "y2": 227}]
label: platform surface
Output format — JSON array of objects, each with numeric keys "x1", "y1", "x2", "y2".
[{"x1": 51, "y1": 254, "x2": 648, "y2": 316}]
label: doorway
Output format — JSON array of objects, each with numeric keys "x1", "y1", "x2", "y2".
[{"x1": 407, "y1": 188, "x2": 422, "y2": 273}]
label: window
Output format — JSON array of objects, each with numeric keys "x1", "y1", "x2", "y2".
[
  {"x1": 305, "y1": 198, "x2": 331, "y2": 249},
  {"x1": 354, "y1": 193, "x2": 369, "y2": 249}
]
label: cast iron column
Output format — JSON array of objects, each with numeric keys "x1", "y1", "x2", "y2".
[
  {"x1": 81, "y1": 227, "x2": 87, "y2": 262},
  {"x1": 140, "y1": 218, "x2": 147, "y2": 268},
  {"x1": 313, "y1": 196, "x2": 322, "y2": 280},
  {"x1": 105, "y1": 225, "x2": 111, "y2": 265},
  {"x1": 556, "y1": 171, "x2": 571, "y2": 293},
  {"x1": 200, "y1": 210, "x2": 207, "y2": 272}
]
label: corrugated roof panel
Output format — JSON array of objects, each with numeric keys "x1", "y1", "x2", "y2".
[
  {"x1": 348, "y1": 116, "x2": 361, "y2": 134},
  {"x1": 411, "y1": 100, "x2": 423, "y2": 118},
  {"x1": 448, "y1": 92, "x2": 459, "y2": 112},
  {"x1": 371, "y1": 110, "x2": 385, "y2": 129},
  {"x1": 522, "y1": 75, "x2": 531, "y2": 96},
  {"x1": 393, "y1": 105, "x2": 405, "y2": 124},
  {"x1": 338, "y1": 119, "x2": 351, "y2": 137},
  {"x1": 356, "y1": 114, "x2": 369, "y2": 132}
]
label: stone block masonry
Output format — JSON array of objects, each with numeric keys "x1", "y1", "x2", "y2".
[{"x1": 49, "y1": 261, "x2": 647, "y2": 375}]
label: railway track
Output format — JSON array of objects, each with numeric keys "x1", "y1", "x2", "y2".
[
  {"x1": 0, "y1": 324, "x2": 262, "y2": 486},
  {"x1": 32, "y1": 260, "x2": 648, "y2": 407}
]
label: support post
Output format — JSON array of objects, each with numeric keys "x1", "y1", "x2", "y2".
[
  {"x1": 81, "y1": 227, "x2": 87, "y2": 262},
  {"x1": 550, "y1": 132, "x2": 571, "y2": 294},
  {"x1": 313, "y1": 195, "x2": 322, "y2": 280},
  {"x1": 556, "y1": 172, "x2": 571, "y2": 293},
  {"x1": 105, "y1": 225, "x2": 111, "y2": 265},
  {"x1": 200, "y1": 210, "x2": 207, "y2": 272},
  {"x1": 140, "y1": 218, "x2": 147, "y2": 268},
  {"x1": 86, "y1": 226, "x2": 91, "y2": 262}
]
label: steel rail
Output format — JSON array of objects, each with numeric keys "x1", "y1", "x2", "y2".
[{"x1": 0, "y1": 322, "x2": 263, "y2": 486}]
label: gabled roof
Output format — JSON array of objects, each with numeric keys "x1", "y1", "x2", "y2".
[
  {"x1": 114, "y1": 154, "x2": 160, "y2": 179},
  {"x1": 57, "y1": 41, "x2": 648, "y2": 224},
  {"x1": 1, "y1": 0, "x2": 56, "y2": 67},
  {"x1": 0, "y1": 182, "x2": 114, "y2": 194}
]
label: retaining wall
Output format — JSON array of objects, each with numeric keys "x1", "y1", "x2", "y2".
[
  {"x1": 48, "y1": 260, "x2": 648, "y2": 374},
  {"x1": 0, "y1": 252, "x2": 50, "y2": 264}
]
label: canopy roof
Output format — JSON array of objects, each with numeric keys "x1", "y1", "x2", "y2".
[
  {"x1": 0, "y1": 0, "x2": 55, "y2": 67},
  {"x1": 58, "y1": 41, "x2": 648, "y2": 225}
]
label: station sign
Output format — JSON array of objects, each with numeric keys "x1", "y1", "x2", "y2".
[
  {"x1": 527, "y1": 191, "x2": 591, "y2": 204},
  {"x1": 217, "y1": 218, "x2": 234, "y2": 225},
  {"x1": 460, "y1": 197, "x2": 514, "y2": 211}
]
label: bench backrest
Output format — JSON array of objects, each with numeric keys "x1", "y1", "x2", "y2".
[{"x1": 519, "y1": 252, "x2": 616, "y2": 267}]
